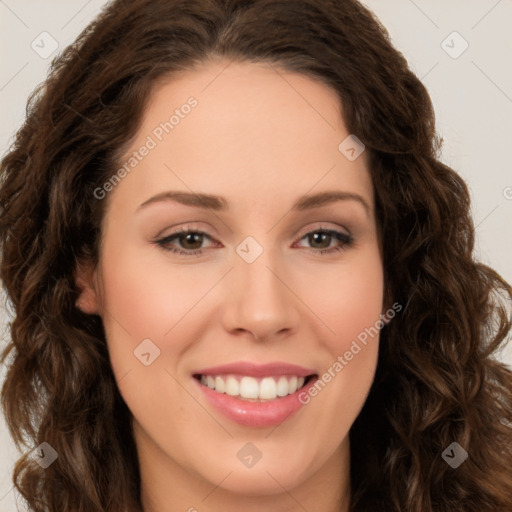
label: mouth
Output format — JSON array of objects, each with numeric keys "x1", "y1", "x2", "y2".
[
  {"x1": 191, "y1": 361, "x2": 319, "y2": 427},
  {"x1": 192, "y1": 373, "x2": 318, "y2": 402}
]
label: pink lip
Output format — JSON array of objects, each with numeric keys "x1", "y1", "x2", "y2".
[
  {"x1": 192, "y1": 361, "x2": 316, "y2": 378},
  {"x1": 192, "y1": 374, "x2": 319, "y2": 428}
]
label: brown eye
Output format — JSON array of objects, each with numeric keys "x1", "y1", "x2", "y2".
[
  {"x1": 156, "y1": 229, "x2": 214, "y2": 256},
  {"x1": 308, "y1": 231, "x2": 333, "y2": 250},
  {"x1": 297, "y1": 229, "x2": 353, "y2": 255},
  {"x1": 175, "y1": 232, "x2": 204, "y2": 250}
]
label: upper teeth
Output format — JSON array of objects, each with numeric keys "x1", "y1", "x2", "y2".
[{"x1": 200, "y1": 374, "x2": 307, "y2": 400}]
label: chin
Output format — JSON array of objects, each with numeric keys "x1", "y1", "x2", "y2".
[{"x1": 209, "y1": 467, "x2": 304, "y2": 496}]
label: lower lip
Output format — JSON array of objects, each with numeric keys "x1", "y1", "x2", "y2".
[{"x1": 193, "y1": 375, "x2": 318, "y2": 428}]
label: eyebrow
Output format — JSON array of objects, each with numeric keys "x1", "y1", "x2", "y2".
[{"x1": 138, "y1": 190, "x2": 370, "y2": 215}]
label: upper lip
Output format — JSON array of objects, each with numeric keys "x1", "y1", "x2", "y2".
[{"x1": 193, "y1": 361, "x2": 317, "y2": 378}]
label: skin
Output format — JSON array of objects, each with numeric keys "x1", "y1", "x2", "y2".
[{"x1": 77, "y1": 57, "x2": 385, "y2": 512}]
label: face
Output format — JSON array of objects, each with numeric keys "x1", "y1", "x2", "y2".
[{"x1": 78, "y1": 58, "x2": 385, "y2": 507}]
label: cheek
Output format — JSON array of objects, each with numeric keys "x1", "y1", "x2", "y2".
[
  {"x1": 298, "y1": 247, "x2": 383, "y2": 417},
  {"x1": 303, "y1": 247, "x2": 384, "y2": 349},
  {"x1": 97, "y1": 245, "x2": 199, "y2": 424},
  {"x1": 99, "y1": 243, "x2": 207, "y2": 336},
  {"x1": 97, "y1": 240, "x2": 229, "y2": 397}
]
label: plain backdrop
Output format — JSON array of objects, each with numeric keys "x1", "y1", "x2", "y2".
[{"x1": 1, "y1": 1, "x2": 511, "y2": 510}]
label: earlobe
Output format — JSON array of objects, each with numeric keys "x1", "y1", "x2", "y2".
[{"x1": 75, "y1": 262, "x2": 101, "y2": 315}]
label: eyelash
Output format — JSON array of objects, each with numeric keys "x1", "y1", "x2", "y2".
[{"x1": 154, "y1": 226, "x2": 354, "y2": 257}]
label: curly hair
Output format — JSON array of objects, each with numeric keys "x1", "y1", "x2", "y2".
[{"x1": 1, "y1": 0, "x2": 511, "y2": 511}]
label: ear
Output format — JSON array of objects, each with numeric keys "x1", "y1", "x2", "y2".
[{"x1": 74, "y1": 260, "x2": 101, "y2": 315}]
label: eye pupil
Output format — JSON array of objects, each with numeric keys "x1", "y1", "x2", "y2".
[
  {"x1": 310, "y1": 232, "x2": 330, "y2": 249},
  {"x1": 182, "y1": 232, "x2": 202, "y2": 249}
]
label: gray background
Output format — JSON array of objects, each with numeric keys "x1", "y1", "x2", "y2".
[{"x1": 1, "y1": 1, "x2": 511, "y2": 510}]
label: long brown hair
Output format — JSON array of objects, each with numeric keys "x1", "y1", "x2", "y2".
[{"x1": 1, "y1": 0, "x2": 511, "y2": 511}]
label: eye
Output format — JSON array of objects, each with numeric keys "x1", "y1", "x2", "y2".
[
  {"x1": 294, "y1": 228, "x2": 354, "y2": 255},
  {"x1": 155, "y1": 227, "x2": 215, "y2": 256},
  {"x1": 154, "y1": 226, "x2": 354, "y2": 256}
]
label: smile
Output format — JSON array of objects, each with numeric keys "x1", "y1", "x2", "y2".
[
  {"x1": 192, "y1": 373, "x2": 319, "y2": 428},
  {"x1": 194, "y1": 374, "x2": 315, "y2": 401}
]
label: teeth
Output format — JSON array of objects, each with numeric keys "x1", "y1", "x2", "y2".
[
  {"x1": 240, "y1": 376, "x2": 259, "y2": 398},
  {"x1": 199, "y1": 374, "x2": 307, "y2": 400},
  {"x1": 214, "y1": 376, "x2": 225, "y2": 393},
  {"x1": 225, "y1": 376, "x2": 239, "y2": 396}
]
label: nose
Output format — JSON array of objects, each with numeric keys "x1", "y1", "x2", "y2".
[{"x1": 221, "y1": 248, "x2": 300, "y2": 342}]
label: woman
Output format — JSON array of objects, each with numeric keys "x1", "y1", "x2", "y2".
[{"x1": 1, "y1": 0, "x2": 511, "y2": 511}]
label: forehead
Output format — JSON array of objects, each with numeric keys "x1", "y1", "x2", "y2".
[{"x1": 110, "y1": 59, "x2": 373, "y2": 215}]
